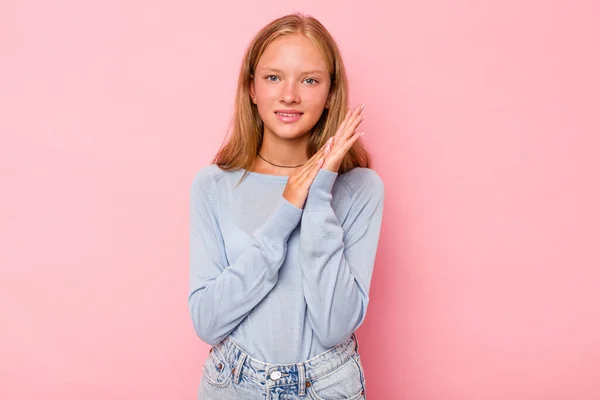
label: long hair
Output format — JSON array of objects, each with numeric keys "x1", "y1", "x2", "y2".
[{"x1": 212, "y1": 13, "x2": 371, "y2": 174}]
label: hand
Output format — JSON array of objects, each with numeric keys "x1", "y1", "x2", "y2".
[
  {"x1": 322, "y1": 104, "x2": 366, "y2": 173},
  {"x1": 283, "y1": 137, "x2": 334, "y2": 209}
]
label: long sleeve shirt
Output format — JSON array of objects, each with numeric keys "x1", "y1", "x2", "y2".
[{"x1": 188, "y1": 164, "x2": 384, "y2": 364}]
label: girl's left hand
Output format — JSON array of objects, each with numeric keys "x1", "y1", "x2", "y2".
[{"x1": 322, "y1": 104, "x2": 366, "y2": 173}]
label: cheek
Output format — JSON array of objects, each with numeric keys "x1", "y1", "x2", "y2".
[
  {"x1": 303, "y1": 88, "x2": 329, "y2": 112},
  {"x1": 254, "y1": 85, "x2": 274, "y2": 115},
  {"x1": 254, "y1": 82, "x2": 277, "y2": 101}
]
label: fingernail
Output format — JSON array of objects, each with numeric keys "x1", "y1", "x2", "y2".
[
  {"x1": 360, "y1": 132, "x2": 365, "y2": 137},
  {"x1": 327, "y1": 137, "x2": 333, "y2": 144},
  {"x1": 360, "y1": 104, "x2": 365, "y2": 111}
]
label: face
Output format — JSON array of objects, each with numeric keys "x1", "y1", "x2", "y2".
[{"x1": 250, "y1": 34, "x2": 331, "y2": 142}]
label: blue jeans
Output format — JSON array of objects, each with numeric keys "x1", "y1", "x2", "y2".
[{"x1": 197, "y1": 333, "x2": 367, "y2": 399}]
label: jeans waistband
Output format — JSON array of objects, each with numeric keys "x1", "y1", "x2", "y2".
[{"x1": 210, "y1": 334, "x2": 359, "y2": 393}]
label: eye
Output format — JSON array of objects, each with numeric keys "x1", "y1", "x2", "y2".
[
  {"x1": 304, "y1": 78, "x2": 318, "y2": 85},
  {"x1": 265, "y1": 75, "x2": 280, "y2": 82}
]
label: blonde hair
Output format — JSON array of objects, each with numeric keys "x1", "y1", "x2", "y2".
[{"x1": 212, "y1": 13, "x2": 371, "y2": 174}]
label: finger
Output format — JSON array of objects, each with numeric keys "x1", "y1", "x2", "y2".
[
  {"x1": 327, "y1": 130, "x2": 363, "y2": 163},
  {"x1": 335, "y1": 112, "x2": 351, "y2": 139},
  {"x1": 296, "y1": 155, "x2": 320, "y2": 180},
  {"x1": 349, "y1": 104, "x2": 363, "y2": 120},
  {"x1": 340, "y1": 131, "x2": 364, "y2": 152},
  {"x1": 297, "y1": 155, "x2": 324, "y2": 186},
  {"x1": 348, "y1": 104, "x2": 364, "y2": 123},
  {"x1": 297, "y1": 137, "x2": 332, "y2": 172},
  {"x1": 320, "y1": 136, "x2": 334, "y2": 152},
  {"x1": 352, "y1": 114, "x2": 366, "y2": 136},
  {"x1": 342, "y1": 106, "x2": 365, "y2": 140},
  {"x1": 352, "y1": 103, "x2": 364, "y2": 118},
  {"x1": 335, "y1": 118, "x2": 363, "y2": 150},
  {"x1": 292, "y1": 141, "x2": 329, "y2": 185},
  {"x1": 336, "y1": 105, "x2": 364, "y2": 143},
  {"x1": 306, "y1": 137, "x2": 333, "y2": 165},
  {"x1": 335, "y1": 106, "x2": 359, "y2": 139},
  {"x1": 306, "y1": 155, "x2": 325, "y2": 183},
  {"x1": 297, "y1": 139, "x2": 332, "y2": 182}
]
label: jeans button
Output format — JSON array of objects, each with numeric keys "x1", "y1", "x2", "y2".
[{"x1": 269, "y1": 371, "x2": 282, "y2": 380}]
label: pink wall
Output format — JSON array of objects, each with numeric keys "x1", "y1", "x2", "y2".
[{"x1": 2, "y1": 0, "x2": 599, "y2": 399}]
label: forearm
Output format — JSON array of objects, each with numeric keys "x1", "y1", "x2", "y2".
[
  {"x1": 298, "y1": 168, "x2": 383, "y2": 347},
  {"x1": 299, "y1": 212, "x2": 368, "y2": 347},
  {"x1": 189, "y1": 196, "x2": 302, "y2": 345}
]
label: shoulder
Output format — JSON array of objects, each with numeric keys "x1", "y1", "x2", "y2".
[
  {"x1": 190, "y1": 164, "x2": 239, "y2": 200},
  {"x1": 191, "y1": 164, "x2": 239, "y2": 188},
  {"x1": 337, "y1": 167, "x2": 385, "y2": 202}
]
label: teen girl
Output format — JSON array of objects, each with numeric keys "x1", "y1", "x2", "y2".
[{"x1": 189, "y1": 13, "x2": 384, "y2": 399}]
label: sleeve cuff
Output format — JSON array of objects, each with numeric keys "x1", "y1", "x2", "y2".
[
  {"x1": 256, "y1": 196, "x2": 303, "y2": 240},
  {"x1": 304, "y1": 169, "x2": 338, "y2": 210}
]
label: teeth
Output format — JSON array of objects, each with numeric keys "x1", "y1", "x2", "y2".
[{"x1": 277, "y1": 112, "x2": 300, "y2": 117}]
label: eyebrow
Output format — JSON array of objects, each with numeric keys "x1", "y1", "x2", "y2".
[{"x1": 258, "y1": 67, "x2": 326, "y2": 75}]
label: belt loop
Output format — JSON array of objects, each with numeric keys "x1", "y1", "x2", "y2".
[
  {"x1": 233, "y1": 353, "x2": 247, "y2": 384},
  {"x1": 353, "y1": 332, "x2": 359, "y2": 352},
  {"x1": 297, "y1": 362, "x2": 307, "y2": 396}
]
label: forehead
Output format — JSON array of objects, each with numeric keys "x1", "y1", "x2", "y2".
[{"x1": 257, "y1": 34, "x2": 327, "y2": 72}]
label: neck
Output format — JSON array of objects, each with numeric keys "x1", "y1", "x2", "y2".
[{"x1": 255, "y1": 132, "x2": 310, "y2": 173}]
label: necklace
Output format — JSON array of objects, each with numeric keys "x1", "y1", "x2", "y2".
[{"x1": 257, "y1": 153, "x2": 305, "y2": 168}]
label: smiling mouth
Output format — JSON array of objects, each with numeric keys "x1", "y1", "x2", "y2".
[{"x1": 275, "y1": 112, "x2": 303, "y2": 116}]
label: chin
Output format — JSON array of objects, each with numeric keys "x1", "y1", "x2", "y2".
[
  {"x1": 265, "y1": 122, "x2": 315, "y2": 140},
  {"x1": 272, "y1": 130, "x2": 311, "y2": 140}
]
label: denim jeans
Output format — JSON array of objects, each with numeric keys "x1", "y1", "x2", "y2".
[{"x1": 197, "y1": 333, "x2": 367, "y2": 399}]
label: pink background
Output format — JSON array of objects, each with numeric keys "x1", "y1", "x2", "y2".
[{"x1": 2, "y1": 0, "x2": 599, "y2": 399}]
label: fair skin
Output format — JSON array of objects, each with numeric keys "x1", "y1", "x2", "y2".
[{"x1": 249, "y1": 33, "x2": 365, "y2": 209}]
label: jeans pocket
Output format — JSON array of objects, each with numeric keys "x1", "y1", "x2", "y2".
[
  {"x1": 202, "y1": 348, "x2": 233, "y2": 388},
  {"x1": 306, "y1": 355, "x2": 366, "y2": 400}
]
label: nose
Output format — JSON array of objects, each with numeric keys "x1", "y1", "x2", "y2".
[{"x1": 280, "y1": 81, "x2": 300, "y2": 104}]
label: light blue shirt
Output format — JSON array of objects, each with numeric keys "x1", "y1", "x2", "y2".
[{"x1": 188, "y1": 165, "x2": 384, "y2": 364}]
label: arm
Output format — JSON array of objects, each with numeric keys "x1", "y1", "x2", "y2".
[
  {"x1": 298, "y1": 168, "x2": 384, "y2": 347},
  {"x1": 188, "y1": 170, "x2": 302, "y2": 345}
]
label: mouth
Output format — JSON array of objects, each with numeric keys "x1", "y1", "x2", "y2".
[
  {"x1": 274, "y1": 111, "x2": 303, "y2": 123},
  {"x1": 275, "y1": 111, "x2": 303, "y2": 117}
]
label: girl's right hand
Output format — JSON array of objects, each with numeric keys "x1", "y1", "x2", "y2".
[{"x1": 283, "y1": 137, "x2": 334, "y2": 209}]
